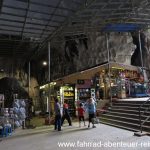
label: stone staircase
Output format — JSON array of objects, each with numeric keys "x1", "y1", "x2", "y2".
[{"x1": 99, "y1": 100, "x2": 150, "y2": 133}]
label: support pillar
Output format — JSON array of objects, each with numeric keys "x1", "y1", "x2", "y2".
[
  {"x1": 48, "y1": 42, "x2": 51, "y2": 125},
  {"x1": 106, "y1": 33, "x2": 112, "y2": 106}
]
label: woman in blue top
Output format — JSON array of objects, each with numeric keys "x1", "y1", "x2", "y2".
[{"x1": 86, "y1": 98, "x2": 96, "y2": 128}]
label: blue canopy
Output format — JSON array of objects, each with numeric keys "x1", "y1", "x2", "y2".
[{"x1": 102, "y1": 23, "x2": 142, "y2": 32}]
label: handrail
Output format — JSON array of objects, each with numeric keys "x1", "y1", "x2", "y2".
[{"x1": 139, "y1": 97, "x2": 150, "y2": 133}]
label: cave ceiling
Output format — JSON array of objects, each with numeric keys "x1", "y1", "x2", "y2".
[{"x1": 0, "y1": 0, "x2": 150, "y2": 68}]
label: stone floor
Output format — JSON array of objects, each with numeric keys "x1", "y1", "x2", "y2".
[{"x1": 0, "y1": 122, "x2": 150, "y2": 150}]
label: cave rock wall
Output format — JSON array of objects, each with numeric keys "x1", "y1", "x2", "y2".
[
  {"x1": 52, "y1": 32, "x2": 134, "y2": 79},
  {"x1": 0, "y1": 63, "x2": 39, "y2": 108}
]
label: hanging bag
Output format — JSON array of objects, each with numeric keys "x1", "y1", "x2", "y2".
[{"x1": 92, "y1": 117, "x2": 100, "y2": 124}]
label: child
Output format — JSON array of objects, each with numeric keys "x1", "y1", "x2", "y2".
[{"x1": 77, "y1": 103, "x2": 86, "y2": 127}]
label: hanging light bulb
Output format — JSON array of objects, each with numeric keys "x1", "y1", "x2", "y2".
[{"x1": 43, "y1": 61, "x2": 47, "y2": 66}]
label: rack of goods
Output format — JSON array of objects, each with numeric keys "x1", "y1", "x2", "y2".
[
  {"x1": 76, "y1": 79, "x2": 92, "y2": 103},
  {"x1": 78, "y1": 88, "x2": 91, "y2": 102},
  {"x1": 0, "y1": 94, "x2": 14, "y2": 137}
]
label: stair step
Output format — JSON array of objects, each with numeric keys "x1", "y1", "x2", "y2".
[
  {"x1": 114, "y1": 100, "x2": 150, "y2": 104},
  {"x1": 111, "y1": 106, "x2": 148, "y2": 110},
  {"x1": 113, "y1": 102, "x2": 150, "y2": 106},
  {"x1": 108, "y1": 108, "x2": 139, "y2": 113},
  {"x1": 107, "y1": 111, "x2": 148, "y2": 119},
  {"x1": 100, "y1": 121, "x2": 139, "y2": 132},
  {"x1": 100, "y1": 117, "x2": 150, "y2": 132},
  {"x1": 101, "y1": 114, "x2": 150, "y2": 126},
  {"x1": 109, "y1": 108, "x2": 150, "y2": 114},
  {"x1": 113, "y1": 103, "x2": 150, "y2": 107}
]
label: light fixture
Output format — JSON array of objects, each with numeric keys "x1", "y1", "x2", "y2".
[{"x1": 43, "y1": 61, "x2": 47, "y2": 66}]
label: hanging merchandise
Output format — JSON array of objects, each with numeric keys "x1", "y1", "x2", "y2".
[{"x1": 13, "y1": 99, "x2": 27, "y2": 128}]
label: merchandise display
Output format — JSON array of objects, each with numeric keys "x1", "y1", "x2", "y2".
[
  {"x1": 0, "y1": 108, "x2": 12, "y2": 127},
  {"x1": 0, "y1": 103, "x2": 14, "y2": 137},
  {"x1": 13, "y1": 99, "x2": 26, "y2": 128},
  {"x1": 76, "y1": 79, "x2": 92, "y2": 103},
  {"x1": 0, "y1": 95, "x2": 12, "y2": 133},
  {"x1": 62, "y1": 85, "x2": 76, "y2": 116},
  {"x1": 78, "y1": 88, "x2": 91, "y2": 103},
  {"x1": 97, "y1": 63, "x2": 148, "y2": 99}
]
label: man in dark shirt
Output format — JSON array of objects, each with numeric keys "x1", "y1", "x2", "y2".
[
  {"x1": 61, "y1": 103, "x2": 72, "y2": 126},
  {"x1": 54, "y1": 99, "x2": 61, "y2": 131}
]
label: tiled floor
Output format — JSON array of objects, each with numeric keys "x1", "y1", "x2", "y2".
[{"x1": 0, "y1": 122, "x2": 150, "y2": 150}]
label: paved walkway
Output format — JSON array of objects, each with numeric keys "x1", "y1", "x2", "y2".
[{"x1": 0, "y1": 122, "x2": 150, "y2": 150}]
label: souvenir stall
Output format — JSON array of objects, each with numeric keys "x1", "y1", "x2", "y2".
[{"x1": 96, "y1": 62, "x2": 147, "y2": 99}]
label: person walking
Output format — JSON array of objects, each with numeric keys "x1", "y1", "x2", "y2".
[
  {"x1": 86, "y1": 98, "x2": 96, "y2": 128},
  {"x1": 54, "y1": 98, "x2": 62, "y2": 131},
  {"x1": 61, "y1": 102, "x2": 72, "y2": 126},
  {"x1": 77, "y1": 103, "x2": 86, "y2": 127}
]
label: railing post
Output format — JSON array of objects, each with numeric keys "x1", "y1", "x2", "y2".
[
  {"x1": 135, "y1": 97, "x2": 150, "y2": 136},
  {"x1": 139, "y1": 107, "x2": 142, "y2": 133}
]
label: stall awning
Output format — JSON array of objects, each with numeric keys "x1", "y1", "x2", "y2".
[
  {"x1": 54, "y1": 62, "x2": 141, "y2": 85},
  {"x1": 102, "y1": 23, "x2": 142, "y2": 32}
]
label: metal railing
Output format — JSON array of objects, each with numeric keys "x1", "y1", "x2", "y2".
[{"x1": 139, "y1": 97, "x2": 150, "y2": 133}]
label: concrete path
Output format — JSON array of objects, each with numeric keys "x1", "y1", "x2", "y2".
[{"x1": 0, "y1": 122, "x2": 150, "y2": 150}]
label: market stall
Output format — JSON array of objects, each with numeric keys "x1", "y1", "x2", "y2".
[{"x1": 96, "y1": 62, "x2": 148, "y2": 99}]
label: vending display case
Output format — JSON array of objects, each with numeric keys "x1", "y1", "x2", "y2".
[
  {"x1": 78, "y1": 88, "x2": 91, "y2": 102},
  {"x1": 61, "y1": 85, "x2": 75, "y2": 116}
]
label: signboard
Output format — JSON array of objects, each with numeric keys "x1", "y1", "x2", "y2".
[{"x1": 77, "y1": 79, "x2": 85, "y2": 84}]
